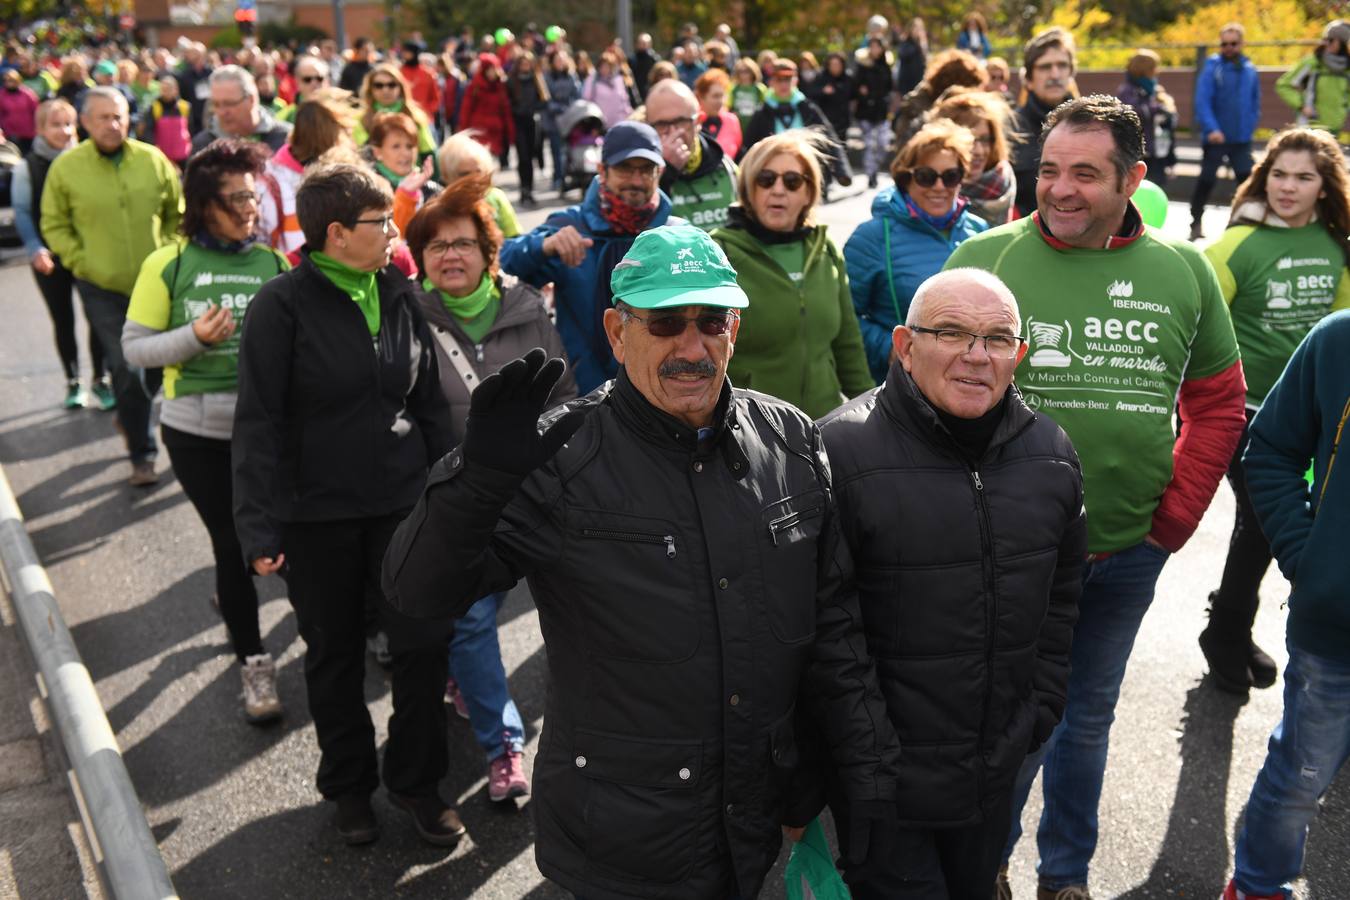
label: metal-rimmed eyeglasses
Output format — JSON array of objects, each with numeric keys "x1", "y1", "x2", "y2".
[{"x1": 910, "y1": 326, "x2": 1025, "y2": 359}]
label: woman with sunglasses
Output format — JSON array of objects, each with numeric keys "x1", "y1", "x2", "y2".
[
  {"x1": 121, "y1": 139, "x2": 290, "y2": 724},
  {"x1": 233, "y1": 163, "x2": 461, "y2": 847},
  {"x1": 710, "y1": 130, "x2": 872, "y2": 418},
  {"x1": 404, "y1": 174, "x2": 574, "y2": 804},
  {"x1": 354, "y1": 63, "x2": 437, "y2": 167},
  {"x1": 844, "y1": 119, "x2": 989, "y2": 384}
]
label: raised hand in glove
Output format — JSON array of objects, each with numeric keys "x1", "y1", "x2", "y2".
[{"x1": 463, "y1": 347, "x2": 585, "y2": 476}]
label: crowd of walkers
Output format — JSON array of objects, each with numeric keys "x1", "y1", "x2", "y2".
[{"x1": 5, "y1": 11, "x2": 1350, "y2": 900}]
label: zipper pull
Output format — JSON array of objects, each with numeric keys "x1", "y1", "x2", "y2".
[
  {"x1": 972, "y1": 470, "x2": 984, "y2": 491},
  {"x1": 664, "y1": 535, "x2": 676, "y2": 559}
]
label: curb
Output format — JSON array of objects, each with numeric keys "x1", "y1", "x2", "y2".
[{"x1": 0, "y1": 465, "x2": 178, "y2": 900}]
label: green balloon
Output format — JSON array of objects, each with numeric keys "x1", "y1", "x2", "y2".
[
  {"x1": 494, "y1": 27, "x2": 513, "y2": 45},
  {"x1": 1133, "y1": 179, "x2": 1169, "y2": 229},
  {"x1": 545, "y1": 25, "x2": 562, "y2": 42}
]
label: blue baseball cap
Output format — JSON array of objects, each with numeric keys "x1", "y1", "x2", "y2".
[{"x1": 601, "y1": 121, "x2": 664, "y2": 167}]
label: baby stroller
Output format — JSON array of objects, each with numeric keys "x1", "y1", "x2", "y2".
[{"x1": 556, "y1": 100, "x2": 606, "y2": 197}]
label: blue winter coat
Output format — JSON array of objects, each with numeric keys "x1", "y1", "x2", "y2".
[
  {"x1": 843, "y1": 187, "x2": 988, "y2": 383},
  {"x1": 499, "y1": 177, "x2": 675, "y2": 393},
  {"x1": 1194, "y1": 54, "x2": 1260, "y2": 143}
]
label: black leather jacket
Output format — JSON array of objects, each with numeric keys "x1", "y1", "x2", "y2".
[
  {"x1": 384, "y1": 371, "x2": 899, "y2": 899},
  {"x1": 818, "y1": 362, "x2": 1085, "y2": 827}
]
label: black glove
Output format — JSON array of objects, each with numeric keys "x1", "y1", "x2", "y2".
[
  {"x1": 840, "y1": 799, "x2": 896, "y2": 885},
  {"x1": 463, "y1": 347, "x2": 585, "y2": 476}
]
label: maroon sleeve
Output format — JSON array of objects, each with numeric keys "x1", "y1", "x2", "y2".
[{"x1": 1150, "y1": 359, "x2": 1247, "y2": 551}]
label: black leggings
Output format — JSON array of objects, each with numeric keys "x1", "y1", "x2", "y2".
[
  {"x1": 162, "y1": 424, "x2": 263, "y2": 662},
  {"x1": 33, "y1": 260, "x2": 104, "y2": 382},
  {"x1": 514, "y1": 113, "x2": 536, "y2": 196},
  {"x1": 1208, "y1": 410, "x2": 1272, "y2": 641}
]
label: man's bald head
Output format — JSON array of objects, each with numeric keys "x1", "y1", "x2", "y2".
[
  {"x1": 907, "y1": 268, "x2": 1021, "y2": 335},
  {"x1": 645, "y1": 78, "x2": 698, "y2": 114}
]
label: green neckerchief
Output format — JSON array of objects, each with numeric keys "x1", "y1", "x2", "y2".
[
  {"x1": 312, "y1": 251, "x2": 380, "y2": 335},
  {"x1": 374, "y1": 160, "x2": 407, "y2": 188},
  {"x1": 374, "y1": 100, "x2": 406, "y2": 114},
  {"x1": 425, "y1": 274, "x2": 500, "y2": 342}
]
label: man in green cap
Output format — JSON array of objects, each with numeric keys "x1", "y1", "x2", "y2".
[{"x1": 384, "y1": 223, "x2": 899, "y2": 900}]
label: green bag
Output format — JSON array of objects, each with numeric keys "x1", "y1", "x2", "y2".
[{"x1": 784, "y1": 817, "x2": 851, "y2": 900}]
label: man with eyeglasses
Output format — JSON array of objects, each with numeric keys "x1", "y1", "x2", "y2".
[
  {"x1": 816, "y1": 266, "x2": 1083, "y2": 898},
  {"x1": 646, "y1": 80, "x2": 738, "y2": 231},
  {"x1": 384, "y1": 224, "x2": 900, "y2": 900},
  {"x1": 1189, "y1": 23, "x2": 1259, "y2": 241},
  {"x1": 946, "y1": 95, "x2": 1246, "y2": 900},
  {"x1": 276, "y1": 56, "x2": 329, "y2": 124},
  {"x1": 41, "y1": 86, "x2": 183, "y2": 485},
  {"x1": 191, "y1": 65, "x2": 291, "y2": 156},
  {"x1": 501, "y1": 120, "x2": 680, "y2": 393},
  {"x1": 1010, "y1": 28, "x2": 1077, "y2": 217}
]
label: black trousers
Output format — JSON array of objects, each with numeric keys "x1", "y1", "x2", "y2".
[
  {"x1": 1208, "y1": 409, "x2": 1272, "y2": 641},
  {"x1": 75, "y1": 279, "x2": 158, "y2": 463},
  {"x1": 162, "y1": 424, "x2": 262, "y2": 662},
  {"x1": 34, "y1": 260, "x2": 103, "y2": 382},
  {"x1": 837, "y1": 795, "x2": 1012, "y2": 900},
  {"x1": 282, "y1": 514, "x2": 448, "y2": 801},
  {"x1": 514, "y1": 113, "x2": 537, "y2": 197}
]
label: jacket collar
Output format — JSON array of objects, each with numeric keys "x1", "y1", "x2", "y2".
[
  {"x1": 297, "y1": 247, "x2": 413, "y2": 302},
  {"x1": 1031, "y1": 201, "x2": 1145, "y2": 250},
  {"x1": 416, "y1": 276, "x2": 534, "y2": 337},
  {"x1": 877, "y1": 359, "x2": 1035, "y2": 460},
  {"x1": 608, "y1": 366, "x2": 739, "y2": 456}
]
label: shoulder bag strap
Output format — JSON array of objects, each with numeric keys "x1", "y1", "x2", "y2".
[{"x1": 428, "y1": 326, "x2": 480, "y2": 394}]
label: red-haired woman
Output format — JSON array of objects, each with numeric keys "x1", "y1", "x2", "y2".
[{"x1": 405, "y1": 175, "x2": 575, "y2": 802}]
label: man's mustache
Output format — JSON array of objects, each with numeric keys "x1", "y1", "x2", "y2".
[{"x1": 659, "y1": 358, "x2": 718, "y2": 378}]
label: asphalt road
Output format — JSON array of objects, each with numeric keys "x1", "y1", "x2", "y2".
[{"x1": 0, "y1": 173, "x2": 1345, "y2": 899}]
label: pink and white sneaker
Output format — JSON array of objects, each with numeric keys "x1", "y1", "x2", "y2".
[
  {"x1": 488, "y1": 747, "x2": 529, "y2": 803},
  {"x1": 443, "y1": 677, "x2": 469, "y2": 720}
]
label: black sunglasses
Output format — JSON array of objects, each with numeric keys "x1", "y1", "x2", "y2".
[
  {"x1": 624, "y1": 309, "x2": 739, "y2": 337},
  {"x1": 370, "y1": 80, "x2": 400, "y2": 89},
  {"x1": 899, "y1": 166, "x2": 965, "y2": 189},
  {"x1": 299, "y1": 74, "x2": 325, "y2": 84},
  {"x1": 754, "y1": 169, "x2": 807, "y2": 191}
]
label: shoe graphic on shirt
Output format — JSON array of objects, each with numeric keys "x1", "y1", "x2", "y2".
[{"x1": 1027, "y1": 318, "x2": 1074, "y2": 368}]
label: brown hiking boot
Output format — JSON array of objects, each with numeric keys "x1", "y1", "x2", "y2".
[{"x1": 389, "y1": 792, "x2": 467, "y2": 846}]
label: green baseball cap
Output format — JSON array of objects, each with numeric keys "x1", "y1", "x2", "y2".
[{"x1": 610, "y1": 224, "x2": 749, "y2": 310}]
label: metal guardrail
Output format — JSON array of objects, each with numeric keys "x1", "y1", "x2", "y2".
[{"x1": 0, "y1": 465, "x2": 177, "y2": 900}]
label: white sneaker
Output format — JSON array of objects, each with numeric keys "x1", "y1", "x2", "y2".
[{"x1": 241, "y1": 654, "x2": 283, "y2": 724}]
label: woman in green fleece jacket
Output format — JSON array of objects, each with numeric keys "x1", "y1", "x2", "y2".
[{"x1": 711, "y1": 130, "x2": 873, "y2": 418}]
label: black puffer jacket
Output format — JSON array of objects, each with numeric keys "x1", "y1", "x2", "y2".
[
  {"x1": 818, "y1": 362, "x2": 1084, "y2": 827},
  {"x1": 384, "y1": 372, "x2": 899, "y2": 899}
]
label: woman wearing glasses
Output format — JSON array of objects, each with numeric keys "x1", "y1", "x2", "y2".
[
  {"x1": 710, "y1": 130, "x2": 872, "y2": 418},
  {"x1": 844, "y1": 120, "x2": 988, "y2": 384},
  {"x1": 121, "y1": 139, "x2": 290, "y2": 724},
  {"x1": 232, "y1": 163, "x2": 460, "y2": 847},
  {"x1": 354, "y1": 63, "x2": 437, "y2": 167},
  {"x1": 932, "y1": 87, "x2": 1018, "y2": 226},
  {"x1": 404, "y1": 174, "x2": 574, "y2": 804}
]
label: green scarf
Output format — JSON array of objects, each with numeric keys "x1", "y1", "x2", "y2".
[
  {"x1": 374, "y1": 100, "x2": 406, "y2": 114},
  {"x1": 312, "y1": 251, "x2": 380, "y2": 335},
  {"x1": 374, "y1": 160, "x2": 407, "y2": 188},
  {"x1": 425, "y1": 274, "x2": 500, "y2": 342}
]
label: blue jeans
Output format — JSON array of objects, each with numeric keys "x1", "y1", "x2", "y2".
[
  {"x1": 450, "y1": 592, "x2": 524, "y2": 764},
  {"x1": 1003, "y1": 540, "x2": 1171, "y2": 889},
  {"x1": 1234, "y1": 644, "x2": 1350, "y2": 897},
  {"x1": 1190, "y1": 141, "x2": 1253, "y2": 221}
]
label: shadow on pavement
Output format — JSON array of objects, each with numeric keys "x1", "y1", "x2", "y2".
[
  {"x1": 170, "y1": 796, "x2": 567, "y2": 899},
  {"x1": 1116, "y1": 681, "x2": 1245, "y2": 897},
  {"x1": 0, "y1": 404, "x2": 116, "y2": 465}
]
